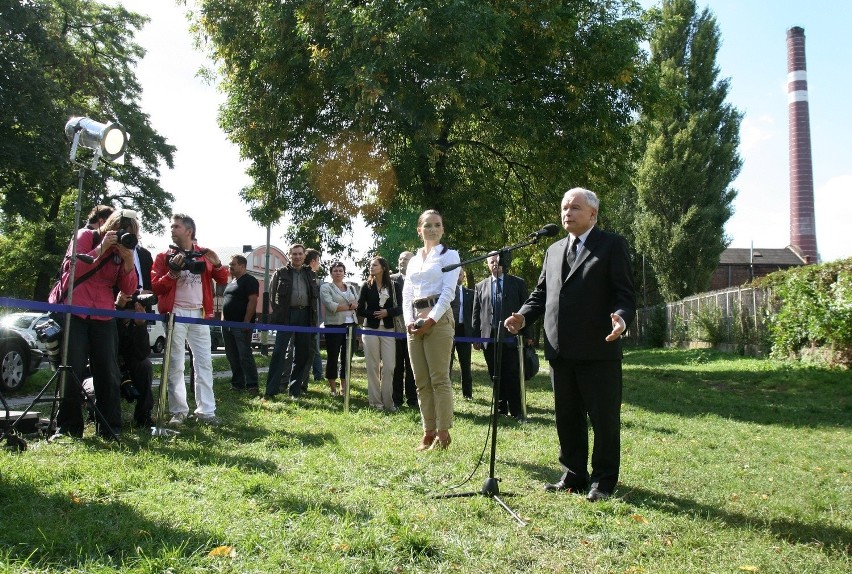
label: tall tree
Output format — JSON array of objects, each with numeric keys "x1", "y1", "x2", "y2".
[
  {"x1": 193, "y1": 0, "x2": 647, "y2": 274},
  {"x1": 0, "y1": 0, "x2": 176, "y2": 300},
  {"x1": 632, "y1": 0, "x2": 741, "y2": 301}
]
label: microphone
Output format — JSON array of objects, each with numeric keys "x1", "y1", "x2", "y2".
[
  {"x1": 527, "y1": 223, "x2": 560, "y2": 239},
  {"x1": 76, "y1": 253, "x2": 95, "y2": 264}
]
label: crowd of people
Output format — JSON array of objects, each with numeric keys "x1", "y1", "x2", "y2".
[{"x1": 48, "y1": 190, "x2": 635, "y2": 501}]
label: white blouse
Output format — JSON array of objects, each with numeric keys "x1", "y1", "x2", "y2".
[{"x1": 402, "y1": 244, "x2": 461, "y2": 324}]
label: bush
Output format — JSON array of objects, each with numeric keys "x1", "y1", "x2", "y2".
[{"x1": 756, "y1": 258, "x2": 852, "y2": 367}]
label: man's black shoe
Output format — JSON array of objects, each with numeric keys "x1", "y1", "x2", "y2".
[
  {"x1": 544, "y1": 480, "x2": 582, "y2": 493},
  {"x1": 245, "y1": 387, "x2": 259, "y2": 396},
  {"x1": 544, "y1": 473, "x2": 587, "y2": 493},
  {"x1": 586, "y1": 487, "x2": 612, "y2": 502}
]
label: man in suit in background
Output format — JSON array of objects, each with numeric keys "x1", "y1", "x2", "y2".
[
  {"x1": 450, "y1": 271, "x2": 474, "y2": 399},
  {"x1": 391, "y1": 251, "x2": 417, "y2": 408},
  {"x1": 505, "y1": 187, "x2": 635, "y2": 501},
  {"x1": 473, "y1": 252, "x2": 531, "y2": 420}
]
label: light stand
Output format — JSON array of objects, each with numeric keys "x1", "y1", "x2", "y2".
[
  {"x1": 152, "y1": 312, "x2": 179, "y2": 436},
  {"x1": 435, "y1": 225, "x2": 557, "y2": 526},
  {"x1": 2, "y1": 118, "x2": 129, "y2": 445}
]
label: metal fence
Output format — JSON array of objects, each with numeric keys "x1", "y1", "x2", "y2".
[{"x1": 631, "y1": 286, "x2": 775, "y2": 352}]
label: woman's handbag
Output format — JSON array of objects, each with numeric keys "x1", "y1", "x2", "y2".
[{"x1": 390, "y1": 282, "x2": 406, "y2": 333}]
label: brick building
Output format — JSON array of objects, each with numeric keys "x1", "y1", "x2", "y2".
[{"x1": 709, "y1": 246, "x2": 807, "y2": 290}]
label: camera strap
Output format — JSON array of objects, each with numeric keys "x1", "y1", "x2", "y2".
[{"x1": 54, "y1": 255, "x2": 112, "y2": 304}]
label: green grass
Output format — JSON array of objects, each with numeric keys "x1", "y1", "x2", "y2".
[{"x1": 1, "y1": 347, "x2": 850, "y2": 573}]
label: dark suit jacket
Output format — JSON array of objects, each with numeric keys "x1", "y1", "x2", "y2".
[
  {"x1": 450, "y1": 285, "x2": 474, "y2": 337},
  {"x1": 518, "y1": 226, "x2": 635, "y2": 362},
  {"x1": 137, "y1": 246, "x2": 153, "y2": 291},
  {"x1": 473, "y1": 273, "x2": 529, "y2": 345},
  {"x1": 357, "y1": 279, "x2": 404, "y2": 329}
]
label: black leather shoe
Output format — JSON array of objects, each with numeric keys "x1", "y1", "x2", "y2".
[
  {"x1": 586, "y1": 487, "x2": 612, "y2": 502},
  {"x1": 544, "y1": 479, "x2": 585, "y2": 493}
]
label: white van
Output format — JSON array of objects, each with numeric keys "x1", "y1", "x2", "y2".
[{"x1": 147, "y1": 306, "x2": 166, "y2": 353}]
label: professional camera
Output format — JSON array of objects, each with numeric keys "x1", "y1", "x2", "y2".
[
  {"x1": 167, "y1": 244, "x2": 207, "y2": 274},
  {"x1": 122, "y1": 292, "x2": 158, "y2": 310},
  {"x1": 115, "y1": 228, "x2": 138, "y2": 249},
  {"x1": 34, "y1": 317, "x2": 63, "y2": 370}
]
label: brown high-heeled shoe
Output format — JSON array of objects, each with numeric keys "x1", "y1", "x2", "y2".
[
  {"x1": 430, "y1": 431, "x2": 451, "y2": 450},
  {"x1": 415, "y1": 432, "x2": 437, "y2": 452},
  {"x1": 328, "y1": 379, "x2": 338, "y2": 396}
]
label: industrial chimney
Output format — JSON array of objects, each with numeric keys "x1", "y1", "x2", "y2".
[{"x1": 786, "y1": 26, "x2": 818, "y2": 263}]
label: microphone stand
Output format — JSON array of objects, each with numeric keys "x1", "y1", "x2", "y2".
[{"x1": 436, "y1": 229, "x2": 552, "y2": 526}]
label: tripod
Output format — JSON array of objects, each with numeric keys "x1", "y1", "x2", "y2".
[{"x1": 436, "y1": 227, "x2": 554, "y2": 526}]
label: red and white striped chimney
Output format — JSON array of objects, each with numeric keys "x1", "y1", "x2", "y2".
[{"x1": 786, "y1": 26, "x2": 818, "y2": 263}]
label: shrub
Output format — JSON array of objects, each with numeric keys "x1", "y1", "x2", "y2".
[{"x1": 756, "y1": 258, "x2": 852, "y2": 367}]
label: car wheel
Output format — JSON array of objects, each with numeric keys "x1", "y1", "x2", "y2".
[
  {"x1": 0, "y1": 340, "x2": 29, "y2": 392},
  {"x1": 152, "y1": 336, "x2": 165, "y2": 354}
]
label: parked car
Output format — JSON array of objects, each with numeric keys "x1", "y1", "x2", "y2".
[
  {"x1": 0, "y1": 312, "x2": 51, "y2": 353},
  {"x1": 0, "y1": 324, "x2": 44, "y2": 392},
  {"x1": 210, "y1": 325, "x2": 224, "y2": 352},
  {"x1": 147, "y1": 318, "x2": 166, "y2": 354},
  {"x1": 251, "y1": 329, "x2": 276, "y2": 350}
]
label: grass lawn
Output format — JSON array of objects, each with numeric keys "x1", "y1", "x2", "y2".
[{"x1": 0, "y1": 347, "x2": 849, "y2": 573}]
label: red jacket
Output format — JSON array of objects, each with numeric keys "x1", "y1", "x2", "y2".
[{"x1": 151, "y1": 245, "x2": 229, "y2": 318}]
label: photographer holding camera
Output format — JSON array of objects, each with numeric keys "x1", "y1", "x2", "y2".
[
  {"x1": 115, "y1": 291, "x2": 155, "y2": 428},
  {"x1": 48, "y1": 209, "x2": 139, "y2": 441},
  {"x1": 151, "y1": 214, "x2": 229, "y2": 425}
]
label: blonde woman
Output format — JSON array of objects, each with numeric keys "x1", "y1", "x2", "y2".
[
  {"x1": 319, "y1": 261, "x2": 358, "y2": 395},
  {"x1": 402, "y1": 210, "x2": 461, "y2": 450}
]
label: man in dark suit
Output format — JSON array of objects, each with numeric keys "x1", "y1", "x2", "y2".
[
  {"x1": 450, "y1": 271, "x2": 474, "y2": 399},
  {"x1": 506, "y1": 187, "x2": 635, "y2": 501},
  {"x1": 473, "y1": 253, "x2": 531, "y2": 419},
  {"x1": 391, "y1": 251, "x2": 417, "y2": 407}
]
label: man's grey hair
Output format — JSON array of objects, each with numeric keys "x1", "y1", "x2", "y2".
[{"x1": 563, "y1": 187, "x2": 600, "y2": 211}]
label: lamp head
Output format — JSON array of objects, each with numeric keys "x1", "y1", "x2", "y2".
[{"x1": 65, "y1": 116, "x2": 128, "y2": 162}]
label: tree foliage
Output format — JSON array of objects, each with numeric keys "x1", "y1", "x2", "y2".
[
  {"x1": 0, "y1": 0, "x2": 176, "y2": 300},
  {"x1": 632, "y1": 0, "x2": 741, "y2": 302},
  {"x1": 193, "y1": 0, "x2": 647, "y2": 280}
]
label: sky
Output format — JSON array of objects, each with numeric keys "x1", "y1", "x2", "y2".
[{"x1": 111, "y1": 0, "x2": 851, "y2": 263}]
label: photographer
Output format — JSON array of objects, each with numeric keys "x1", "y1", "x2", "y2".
[
  {"x1": 151, "y1": 214, "x2": 229, "y2": 425},
  {"x1": 115, "y1": 292, "x2": 155, "y2": 428},
  {"x1": 48, "y1": 209, "x2": 138, "y2": 441}
]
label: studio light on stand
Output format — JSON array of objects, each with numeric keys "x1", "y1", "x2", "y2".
[
  {"x1": 54, "y1": 118, "x2": 128, "y2": 440},
  {"x1": 3, "y1": 117, "x2": 131, "y2": 446}
]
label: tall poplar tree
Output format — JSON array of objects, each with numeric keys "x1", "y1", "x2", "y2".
[{"x1": 632, "y1": 0, "x2": 741, "y2": 301}]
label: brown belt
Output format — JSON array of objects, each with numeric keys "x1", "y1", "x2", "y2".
[{"x1": 413, "y1": 295, "x2": 440, "y2": 309}]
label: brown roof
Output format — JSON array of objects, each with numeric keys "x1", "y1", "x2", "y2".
[{"x1": 718, "y1": 246, "x2": 806, "y2": 266}]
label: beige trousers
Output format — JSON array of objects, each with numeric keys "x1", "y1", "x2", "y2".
[
  {"x1": 408, "y1": 309, "x2": 455, "y2": 431},
  {"x1": 362, "y1": 325, "x2": 397, "y2": 409}
]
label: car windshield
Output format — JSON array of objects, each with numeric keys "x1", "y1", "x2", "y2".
[{"x1": 6, "y1": 316, "x2": 34, "y2": 329}]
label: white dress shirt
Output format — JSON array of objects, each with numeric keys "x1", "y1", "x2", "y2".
[{"x1": 402, "y1": 245, "x2": 461, "y2": 324}]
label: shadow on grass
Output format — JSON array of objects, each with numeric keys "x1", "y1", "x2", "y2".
[
  {"x1": 623, "y1": 348, "x2": 851, "y2": 428},
  {"x1": 621, "y1": 485, "x2": 852, "y2": 556},
  {"x1": 0, "y1": 480, "x2": 215, "y2": 569}
]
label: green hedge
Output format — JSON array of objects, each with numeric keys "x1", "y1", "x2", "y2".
[{"x1": 754, "y1": 257, "x2": 852, "y2": 366}]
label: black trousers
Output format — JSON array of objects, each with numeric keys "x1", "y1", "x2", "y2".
[
  {"x1": 129, "y1": 358, "x2": 154, "y2": 424},
  {"x1": 324, "y1": 324, "x2": 348, "y2": 380},
  {"x1": 392, "y1": 338, "x2": 417, "y2": 406},
  {"x1": 550, "y1": 357, "x2": 622, "y2": 493},
  {"x1": 451, "y1": 323, "x2": 473, "y2": 397},
  {"x1": 56, "y1": 315, "x2": 122, "y2": 436},
  {"x1": 483, "y1": 342, "x2": 522, "y2": 417}
]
